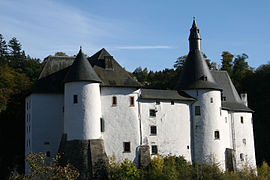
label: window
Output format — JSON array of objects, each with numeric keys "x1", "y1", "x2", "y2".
[
  {"x1": 100, "y1": 118, "x2": 105, "y2": 132},
  {"x1": 152, "y1": 145, "x2": 158, "y2": 155},
  {"x1": 243, "y1": 138, "x2": 246, "y2": 145},
  {"x1": 130, "y1": 96, "x2": 135, "y2": 106},
  {"x1": 210, "y1": 97, "x2": 213, "y2": 103},
  {"x1": 214, "y1": 131, "x2": 220, "y2": 140},
  {"x1": 46, "y1": 151, "x2": 51, "y2": 157},
  {"x1": 112, "y1": 96, "x2": 117, "y2": 106},
  {"x1": 195, "y1": 106, "x2": 200, "y2": 116},
  {"x1": 156, "y1": 100, "x2": 160, "y2": 105},
  {"x1": 150, "y1": 109, "x2": 156, "y2": 117},
  {"x1": 240, "y1": 153, "x2": 244, "y2": 161},
  {"x1": 225, "y1": 117, "x2": 227, "y2": 123},
  {"x1": 222, "y1": 96, "x2": 226, "y2": 101},
  {"x1": 44, "y1": 142, "x2": 50, "y2": 145},
  {"x1": 241, "y1": 116, "x2": 244, "y2": 124},
  {"x1": 171, "y1": 101, "x2": 174, "y2": 105},
  {"x1": 150, "y1": 126, "x2": 157, "y2": 135},
  {"x1": 73, "y1": 95, "x2": 78, "y2": 104},
  {"x1": 187, "y1": 145, "x2": 189, "y2": 149},
  {"x1": 123, "y1": 142, "x2": 131, "y2": 153}
]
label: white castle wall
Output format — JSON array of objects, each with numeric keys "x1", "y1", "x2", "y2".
[
  {"x1": 26, "y1": 94, "x2": 64, "y2": 163},
  {"x1": 100, "y1": 87, "x2": 140, "y2": 163},
  {"x1": 64, "y1": 82, "x2": 102, "y2": 140},
  {"x1": 186, "y1": 89, "x2": 226, "y2": 169},
  {"x1": 140, "y1": 99, "x2": 192, "y2": 161},
  {"x1": 231, "y1": 112, "x2": 256, "y2": 170}
]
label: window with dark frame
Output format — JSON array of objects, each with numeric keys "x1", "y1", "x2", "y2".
[
  {"x1": 130, "y1": 96, "x2": 135, "y2": 106},
  {"x1": 152, "y1": 145, "x2": 158, "y2": 155},
  {"x1": 73, "y1": 95, "x2": 78, "y2": 104},
  {"x1": 150, "y1": 109, "x2": 156, "y2": 117},
  {"x1": 156, "y1": 100, "x2": 160, "y2": 105},
  {"x1": 240, "y1": 153, "x2": 244, "y2": 161},
  {"x1": 112, "y1": 96, "x2": 117, "y2": 106},
  {"x1": 46, "y1": 151, "x2": 50, "y2": 157},
  {"x1": 241, "y1": 116, "x2": 244, "y2": 124},
  {"x1": 100, "y1": 118, "x2": 105, "y2": 132},
  {"x1": 210, "y1": 97, "x2": 213, "y2": 103},
  {"x1": 214, "y1": 130, "x2": 220, "y2": 140},
  {"x1": 195, "y1": 106, "x2": 200, "y2": 116},
  {"x1": 171, "y1": 101, "x2": 174, "y2": 105},
  {"x1": 150, "y1": 126, "x2": 157, "y2": 135},
  {"x1": 123, "y1": 142, "x2": 131, "y2": 153}
]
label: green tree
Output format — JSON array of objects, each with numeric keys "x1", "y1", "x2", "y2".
[
  {"x1": 8, "y1": 37, "x2": 25, "y2": 69},
  {"x1": 55, "y1": 52, "x2": 68, "y2": 56},
  {"x1": 0, "y1": 34, "x2": 8, "y2": 65},
  {"x1": 221, "y1": 51, "x2": 234, "y2": 76}
]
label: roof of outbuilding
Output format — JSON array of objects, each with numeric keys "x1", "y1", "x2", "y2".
[
  {"x1": 31, "y1": 48, "x2": 141, "y2": 93},
  {"x1": 63, "y1": 48, "x2": 102, "y2": 83},
  {"x1": 140, "y1": 89, "x2": 195, "y2": 101},
  {"x1": 211, "y1": 71, "x2": 253, "y2": 112}
]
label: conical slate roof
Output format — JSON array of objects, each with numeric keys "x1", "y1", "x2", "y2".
[
  {"x1": 176, "y1": 19, "x2": 221, "y2": 91},
  {"x1": 64, "y1": 48, "x2": 102, "y2": 83}
]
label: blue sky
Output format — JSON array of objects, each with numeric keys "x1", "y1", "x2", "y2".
[{"x1": 0, "y1": 0, "x2": 269, "y2": 72}]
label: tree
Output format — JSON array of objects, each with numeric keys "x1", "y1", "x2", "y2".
[
  {"x1": 55, "y1": 52, "x2": 68, "y2": 56},
  {"x1": 174, "y1": 55, "x2": 187, "y2": 70},
  {"x1": 221, "y1": 51, "x2": 234, "y2": 76},
  {"x1": 0, "y1": 34, "x2": 8, "y2": 65},
  {"x1": 8, "y1": 37, "x2": 25, "y2": 69}
]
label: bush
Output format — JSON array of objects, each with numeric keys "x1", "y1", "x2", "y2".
[{"x1": 9, "y1": 153, "x2": 79, "y2": 180}]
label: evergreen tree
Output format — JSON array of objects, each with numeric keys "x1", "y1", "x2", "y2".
[
  {"x1": 8, "y1": 37, "x2": 24, "y2": 69},
  {"x1": 0, "y1": 34, "x2": 8, "y2": 65}
]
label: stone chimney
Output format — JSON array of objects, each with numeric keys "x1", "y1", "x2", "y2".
[{"x1": 241, "y1": 93, "x2": 248, "y2": 107}]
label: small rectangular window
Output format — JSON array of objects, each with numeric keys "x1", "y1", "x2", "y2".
[
  {"x1": 46, "y1": 151, "x2": 51, "y2": 157},
  {"x1": 210, "y1": 97, "x2": 213, "y2": 103},
  {"x1": 44, "y1": 142, "x2": 50, "y2": 145},
  {"x1": 240, "y1": 153, "x2": 244, "y2": 161},
  {"x1": 152, "y1": 145, "x2": 158, "y2": 155},
  {"x1": 112, "y1": 96, "x2": 117, "y2": 106},
  {"x1": 150, "y1": 109, "x2": 156, "y2": 117},
  {"x1": 241, "y1": 116, "x2": 244, "y2": 124},
  {"x1": 171, "y1": 101, "x2": 174, "y2": 105},
  {"x1": 150, "y1": 126, "x2": 157, "y2": 135},
  {"x1": 73, "y1": 95, "x2": 78, "y2": 104},
  {"x1": 100, "y1": 118, "x2": 105, "y2": 132},
  {"x1": 130, "y1": 96, "x2": 135, "y2": 106},
  {"x1": 195, "y1": 106, "x2": 200, "y2": 116},
  {"x1": 123, "y1": 142, "x2": 131, "y2": 153},
  {"x1": 156, "y1": 100, "x2": 160, "y2": 105},
  {"x1": 214, "y1": 130, "x2": 220, "y2": 140}
]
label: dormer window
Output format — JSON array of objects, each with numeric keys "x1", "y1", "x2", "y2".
[
  {"x1": 200, "y1": 75, "x2": 207, "y2": 81},
  {"x1": 104, "y1": 56, "x2": 113, "y2": 69},
  {"x1": 73, "y1": 95, "x2": 78, "y2": 104}
]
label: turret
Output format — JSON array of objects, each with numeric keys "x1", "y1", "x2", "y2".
[
  {"x1": 63, "y1": 47, "x2": 102, "y2": 140},
  {"x1": 176, "y1": 19, "x2": 226, "y2": 170}
]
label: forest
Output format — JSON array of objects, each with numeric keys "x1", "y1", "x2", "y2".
[{"x1": 0, "y1": 34, "x2": 269, "y2": 178}]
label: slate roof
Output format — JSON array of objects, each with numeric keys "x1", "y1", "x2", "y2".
[
  {"x1": 88, "y1": 48, "x2": 142, "y2": 88},
  {"x1": 32, "y1": 48, "x2": 141, "y2": 93},
  {"x1": 176, "y1": 19, "x2": 221, "y2": 91},
  {"x1": 63, "y1": 48, "x2": 102, "y2": 83},
  {"x1": 211, "y1": 71, "x2": 253, "y2": 112},
  {"x1": 140, "y1": 89, "x2": 195, "y2": 101}
]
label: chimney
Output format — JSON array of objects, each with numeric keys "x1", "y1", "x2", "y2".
[{"x1": 241, "y1": 93, "x2": 248, "y2": 107}]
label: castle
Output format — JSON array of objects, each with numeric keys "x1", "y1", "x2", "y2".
[{"x1": 25, "y1": 19, "x2": 256, "y2": 175}]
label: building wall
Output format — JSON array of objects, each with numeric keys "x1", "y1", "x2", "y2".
[
  {"x1": 231, "y1": 112, "x2": 256, "y2": 170},
  {"x1": 26, "y1": 94, "x2": 64, "y2": 167},
  {"x1": 186, "y1": 89, "x2": 226, "y2": 169},
  {"x1": 100, "y1": 87, "x2": 141, "y2": 164},
  {"x1": 140, "y1": 99, "x2": 192, "y2": 161},
  {"x1": 64, "y1": 82, "x2": 102, "y2": 140}
]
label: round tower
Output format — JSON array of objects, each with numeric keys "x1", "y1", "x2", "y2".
[
  {"x1": 63, "y1": 47, "x2": 102, "y2": 140},
  {"x1": 176, "y1": 19, "x2": 225, "y2": 169}
]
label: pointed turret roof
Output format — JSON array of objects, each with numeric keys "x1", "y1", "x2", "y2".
[
  {"x1": 63, "y1": 48, "x2": 102, "y2": 83},
  {"x1": 176, "y1": 19, "x2": 221, "y2": 91}
]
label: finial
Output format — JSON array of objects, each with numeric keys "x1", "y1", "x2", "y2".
[
  {"x1": 193, "y1": 16, "x2": 195, "y2": 21},
  {"x1": 80, "y1": 46, "x2": 82, "y2": 50}
]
